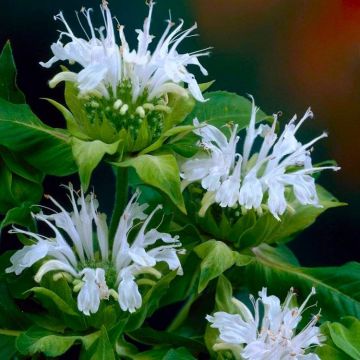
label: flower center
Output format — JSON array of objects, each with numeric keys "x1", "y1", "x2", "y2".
[{"x1": 82, "y1": 81, "x2": 169, "y2": 148}]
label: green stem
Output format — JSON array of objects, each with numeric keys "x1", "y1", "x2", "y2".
[
  {"x1": 109, "y1": 167, "x2": 128, "y2": 242},
  {"x1": 166, "y1": 292, "x2": 199, "y2": 332},
  {"x1": 0, "y1": 329, "x2": 21, "y2": 337}
]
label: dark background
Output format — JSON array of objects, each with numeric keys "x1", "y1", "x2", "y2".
[{"x1": 0, "y1": 0, "x2": 359, "y2": 266}]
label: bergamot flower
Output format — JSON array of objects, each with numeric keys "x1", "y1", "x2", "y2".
[
  {"x1": 206, "y1": 287, "x2": 323, "y2": 360},
  {"x1": 6, "y1": 185, "x2": 183, "y2": 315},
  {"x1": 181, "y1": 98, "x2": 340, "y2": 219},
  {"x1": 40, "y1": 1, "x2": 209, "y2": 149}
]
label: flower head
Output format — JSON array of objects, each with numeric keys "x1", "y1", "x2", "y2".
[
  {"x1": 41, "y1": 1, "x2": 208, "y2": 102},
  {"x1": 40, "y1": 2, "x2": 209, "y2": 149},
  {"x1": 181, "y1": 98, "x2": 340, "y2": 219},
  {"x1": 6, "y1": 185, "x2": 183, "y2": 315},
  {"x1": 206, "y1": 287, "x2": 323, "y2": 360}
]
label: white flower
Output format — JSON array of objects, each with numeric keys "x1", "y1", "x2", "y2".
[
  {"x1": 40, "y1": 1, "x2": 209, "y2": 102},
  {"x1": 181, "y1": 118, "x2": 239, "y2": 192},
  {"x1": 6, "y1": 185, "x2": 183, "y2": 315},
  {"x1": 181, "y1": 98, "x2": 340, "y2": 219},
  {"x1": 77, "y1": 268, "x2": 108, "y2": 316},
  {"x1": 206, "y1": 287, "x2": 324, "y2": 360}
]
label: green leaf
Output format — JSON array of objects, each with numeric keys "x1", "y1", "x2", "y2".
[
  {"x1": 132, "y1": 349, "x2": 169, "y2": 360},
  {"x1": 327, "y1": 317, "x2": 360, "y2": 359},
  {"x1": 71, "y1": 137, "x2": 120, "y2": 190},
  {"x1": 116, "y1": 153, "x2": 186, "y2": 213},
  {"x1": 0, "y1": 335, "x2": 17, "y2": 359},
  {"x1": 0, "y1": 282, "x2": 27, "y2": 329},
  {"x1": 89, "y1": 326, "x2": 115, "y2": 360},
  {"x1": 64, "y1": 79, "x2": 119, "y2": 144},
  {"x1": 0, "y1": 146, "x2": 43, "y2": 184},
  {"x1": 0, "y1": 202, "x2": 34, "y2": 230},
  {"x1": 244, "y1": 244, "x2": 360, "y2": 321},
  {"x1": 214, "y1": 275, "x2": 238, "y2": 314},
  {"x1": 199, "y1": 80, "x2": 215, "y2": 93},
  {"x1": 140, "y1": 125, "x2": 194, "y2": 155},
  {"x1": 44, "y1": 97, "x2": 87, "y2": 139},
  {"x1": 0, "y1": 41, "x2": 25, "y2": 103},
  {"x1": 0, "y1": 98, "x2": 77, "y2": 176},
  {"x1": 0, "y1": 159, "x2": 42, "y2": 215},
  {"x1": 167, "y1": 132, "x2": 199, "y2": 157},
  {"x1": 183, "y1": 91, "x2": 267, "y2": 130},
  {"x1": 194, "y1": 240, "x2": 238, "y2": 293},
  {"x1": 163, "y1": 347, "x2": 196, "y2": 360},
  {"x1": 316, "y1": 344, "x2": 352, "y2": 360},
  {"x1": 16, "y1": 326, "x2": 78, "y2": 357},
  {"x1": 204, "y1": 275, "x2": 236, "y2": 357},
  {"x1": 126, "y1": 271, "x2": 177, "y2": 332}
]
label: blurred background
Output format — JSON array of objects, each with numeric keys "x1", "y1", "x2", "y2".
[{"x1": 0, "y1": 0, "x2": 359, "y2": 266}]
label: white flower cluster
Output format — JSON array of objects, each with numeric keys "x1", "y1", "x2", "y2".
[
  {"x1": 181, "y1": 99, "x2": 340, "y2": 219},
  {"x1": 40, "y1": 1, "x2": 209, "y2": 103},
  {"x1": 6, "y1": 186, "x2": 183, "y2": 315},
  {"x1": 207, "y1": 287, "x2": 323, "y2": 360}
]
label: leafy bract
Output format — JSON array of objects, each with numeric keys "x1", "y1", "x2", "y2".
[
  {"x1": 115, "y1": 153, "x2": 185, "y2": 213},
  {"x1": 234, "y1": 185, "x2": 345, "y2": 250},
  {"x1": 71, "y1": 137, "x2": 120, "y2": 190},
  {"x1": 194, "y1": 240, "x2": 252, "y2": 293},
  {"x1": 191, "y1": 185, "x2": 343, "y2": 250}
]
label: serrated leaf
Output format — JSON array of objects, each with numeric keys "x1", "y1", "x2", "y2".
[
  {"x1": 116, "y1": 153, "x2": 186, "y2": 213},
  {"x1": 0, "y1": 41, "x2": 25, "y2": 103}
]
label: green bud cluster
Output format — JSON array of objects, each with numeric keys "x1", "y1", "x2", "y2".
[{"x1": 82, "y1": 81, "x2": 169, "y2": 151}]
